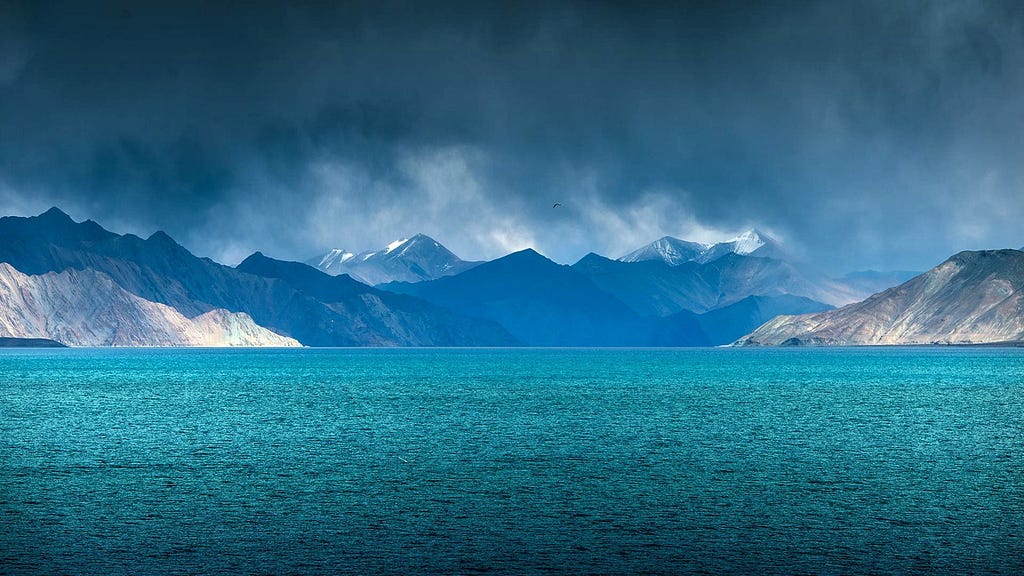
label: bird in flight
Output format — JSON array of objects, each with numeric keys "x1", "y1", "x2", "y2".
[{"x1": 552, "y1": 202, "x2": 562, "y2": 208}]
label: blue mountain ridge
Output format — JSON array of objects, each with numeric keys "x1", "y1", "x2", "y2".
[
  {"x1": 0, "y1": 207, "x2": 911, "y2": 347},
  {"x1": 382, "y1": 249, "x2": 835, "y2": 346},
  {"x1": 236, "y1": 252, "x2": 519, "y2": 345},
  {"x1": 0, "y1": 208, "x2": 515, "y2": 346},
  {"x1": 380, "y1": 248, "x2": 710, "y2": 346},
  {"x1": 572, "y1": 252, "x2": 836, "y2": 316}
]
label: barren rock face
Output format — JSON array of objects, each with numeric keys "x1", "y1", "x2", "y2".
[
  {"x1": 0, "y1": 263, "x2": 299, "y2": 347},
  {"x1": 738, "y1": 250, "x2": 1024, "y2": 346}
]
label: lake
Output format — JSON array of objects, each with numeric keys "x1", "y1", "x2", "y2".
[{"x1": 1, "y1": 347, "x2": 1022, "y2": 574}]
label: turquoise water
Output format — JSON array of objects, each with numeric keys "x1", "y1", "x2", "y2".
[{"x1": 1, "y1": 348, "x2": 1022, "y2": 575}]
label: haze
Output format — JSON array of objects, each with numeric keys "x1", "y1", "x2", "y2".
[{"x1": 1, "y1": 1, "x2": 1022, "y2": 272}]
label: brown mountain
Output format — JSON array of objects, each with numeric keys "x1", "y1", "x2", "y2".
[{"x1": 738, "y1": 249, "x2": 1024, "y2": 346}]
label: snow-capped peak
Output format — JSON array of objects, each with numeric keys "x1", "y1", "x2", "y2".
[
  {"x1": 406, "y1": 233, "x2": 442, "y2": 250},
  {"x1": 619, "y1": 236, "x2": 709, "y2": 266},
  {"x1": 728, "y1": 230, "x2": 766, "y2": 255},
  {"x1": 307, "y1": 233, "x2": 476, "y2": 284},
  {"x1": 649, "y1": 237, "x2": 710, "y2": 262}
]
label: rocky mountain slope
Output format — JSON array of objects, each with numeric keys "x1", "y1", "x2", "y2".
[
  {"x1": 0, "y1": 263, "x2": 297, "y2": 346},
  {"x1": 738, "y1": 250, "x2": 1024, "y2": 345}
]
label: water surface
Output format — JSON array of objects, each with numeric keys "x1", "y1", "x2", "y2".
[{"x1": 1, "y1": 348, "x2": 1022, "y2": 574}]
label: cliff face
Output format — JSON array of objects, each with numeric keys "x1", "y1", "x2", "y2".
[
  {"x1": 738, "y1": 250, "x2": 1024, "y2": 346},
  {"x1": 0, "y1": 263, "x2": 299, "y2": 347}
]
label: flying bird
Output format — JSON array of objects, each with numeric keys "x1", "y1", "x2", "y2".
[{"x1": 552, "y1": 202, "x2": 562, "y2": 208}]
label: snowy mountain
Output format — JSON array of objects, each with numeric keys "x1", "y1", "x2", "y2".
[
  {"x1": 306, "y1": 234, "x2": 480, "y2": 285},
  {"x1": 739, "y1": 249, "x2": 1024, "y2": 345},
  {"x1": 618, "y1": 237, "x2": 709, "y2": 266},
  {"x1": 611, "y1": 229, "x2": 896, "y2": 310},
  {"x1": 620, "y1": 229, "x2": 783, "y2": 265}
]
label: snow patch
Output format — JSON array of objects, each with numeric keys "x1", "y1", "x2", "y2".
[
  {"x1": 319, "y1": 249, "x2": 354, "y2": 268},
  {"x1": 384, "y1": 238, "x2": 408, "y2": 254}
]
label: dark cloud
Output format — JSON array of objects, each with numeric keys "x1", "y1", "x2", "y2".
[{"x1": 1, "y1": 0, "x2": 1022, "y2": 271}]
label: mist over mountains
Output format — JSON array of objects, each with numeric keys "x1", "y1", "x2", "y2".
[
  {"x1": 0, "y1": 208, "x2": 1019, "y2": 347},
  {"x1": 5, "y1": 1, "x2": 1023, "y2": 274}
]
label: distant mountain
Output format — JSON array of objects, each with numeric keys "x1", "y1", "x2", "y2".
[
  {"x1": 573, "y1": 252, "x2": 851, "y2": 314},
  {"x1": 0, "y1": 262, "x2": 297, "y2": 346},
  {"x1": 311, "y1": 248, "x2": 356, "y2": 273},
  {"x1": 382, "y1": 249, "x2": 708, "y2": 346},
  {"x1": 696, "y1": 294, "x2": 833, "y2": 345},
  {"x1": 0, "y1": 207, "x2": 980, "y2": 348},
  {"x1": 836, "y1": 270, "x2": 920, "y2": 297},
  {"x1": 618, "y1": 236, "x2": 708, "y2": 266},
  {"x1": 385, "y1": 248, "x2": 837, "y2": 346},
  {"x1": 620, "y1": 229, "x2": 784, "y2": 265},
  {"x1": 738, "y1": 250, "x2": 1024, "y2": 345},
  {"x1": 0, "y1": 208, "x2": 513, "y2": 346},
  {"x1": 307, "y1": 234, "x2": 480, "y2": 285},
  {"x1": 573, "y1": 254, "x2": 717, "y2": 315},
  {"x1": 236, "y1": 252, "x2": 518, "y2": 346}
]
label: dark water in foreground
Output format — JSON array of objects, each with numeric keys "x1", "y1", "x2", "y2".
[{"x1": 1, "y1": 347, "x2": 1022, "y2": 575}]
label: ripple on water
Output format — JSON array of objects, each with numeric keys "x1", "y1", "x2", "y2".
[{"x1": 1, "y1": 347, "x2": 1022, "y2": 575}]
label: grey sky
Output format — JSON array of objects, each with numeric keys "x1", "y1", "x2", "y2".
[{"x1": 1, "y1": 0, "x2": 1022, "y2": 272}]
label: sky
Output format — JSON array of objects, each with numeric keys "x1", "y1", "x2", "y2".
[{"x1": 1, "y1": 0, "x2": 1022, "y2": 273}]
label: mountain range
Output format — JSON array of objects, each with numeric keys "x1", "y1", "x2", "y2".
[
  {"x1": 619, "y1": 229, "x2": 785, "y2": 265},
  {"x1": 0, "y1": 208, "x2": 514, "y2": 346},
  {"x1": 573, "y1": 251, "x2": 847, "y2": 315},
  {"x1": 0, "y1": 207, "x2": 1018, "y2": 347},
  {"x1": 384, "y1": 248, "x2": 843, "y2": 347},
  {"x1": 383, "y1": 249, "x2": 709, "y2": 346}
]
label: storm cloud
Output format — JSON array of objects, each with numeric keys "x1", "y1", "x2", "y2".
[{"x1": 1, "y1": 0, "x2": 1022, "y2": 272}]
